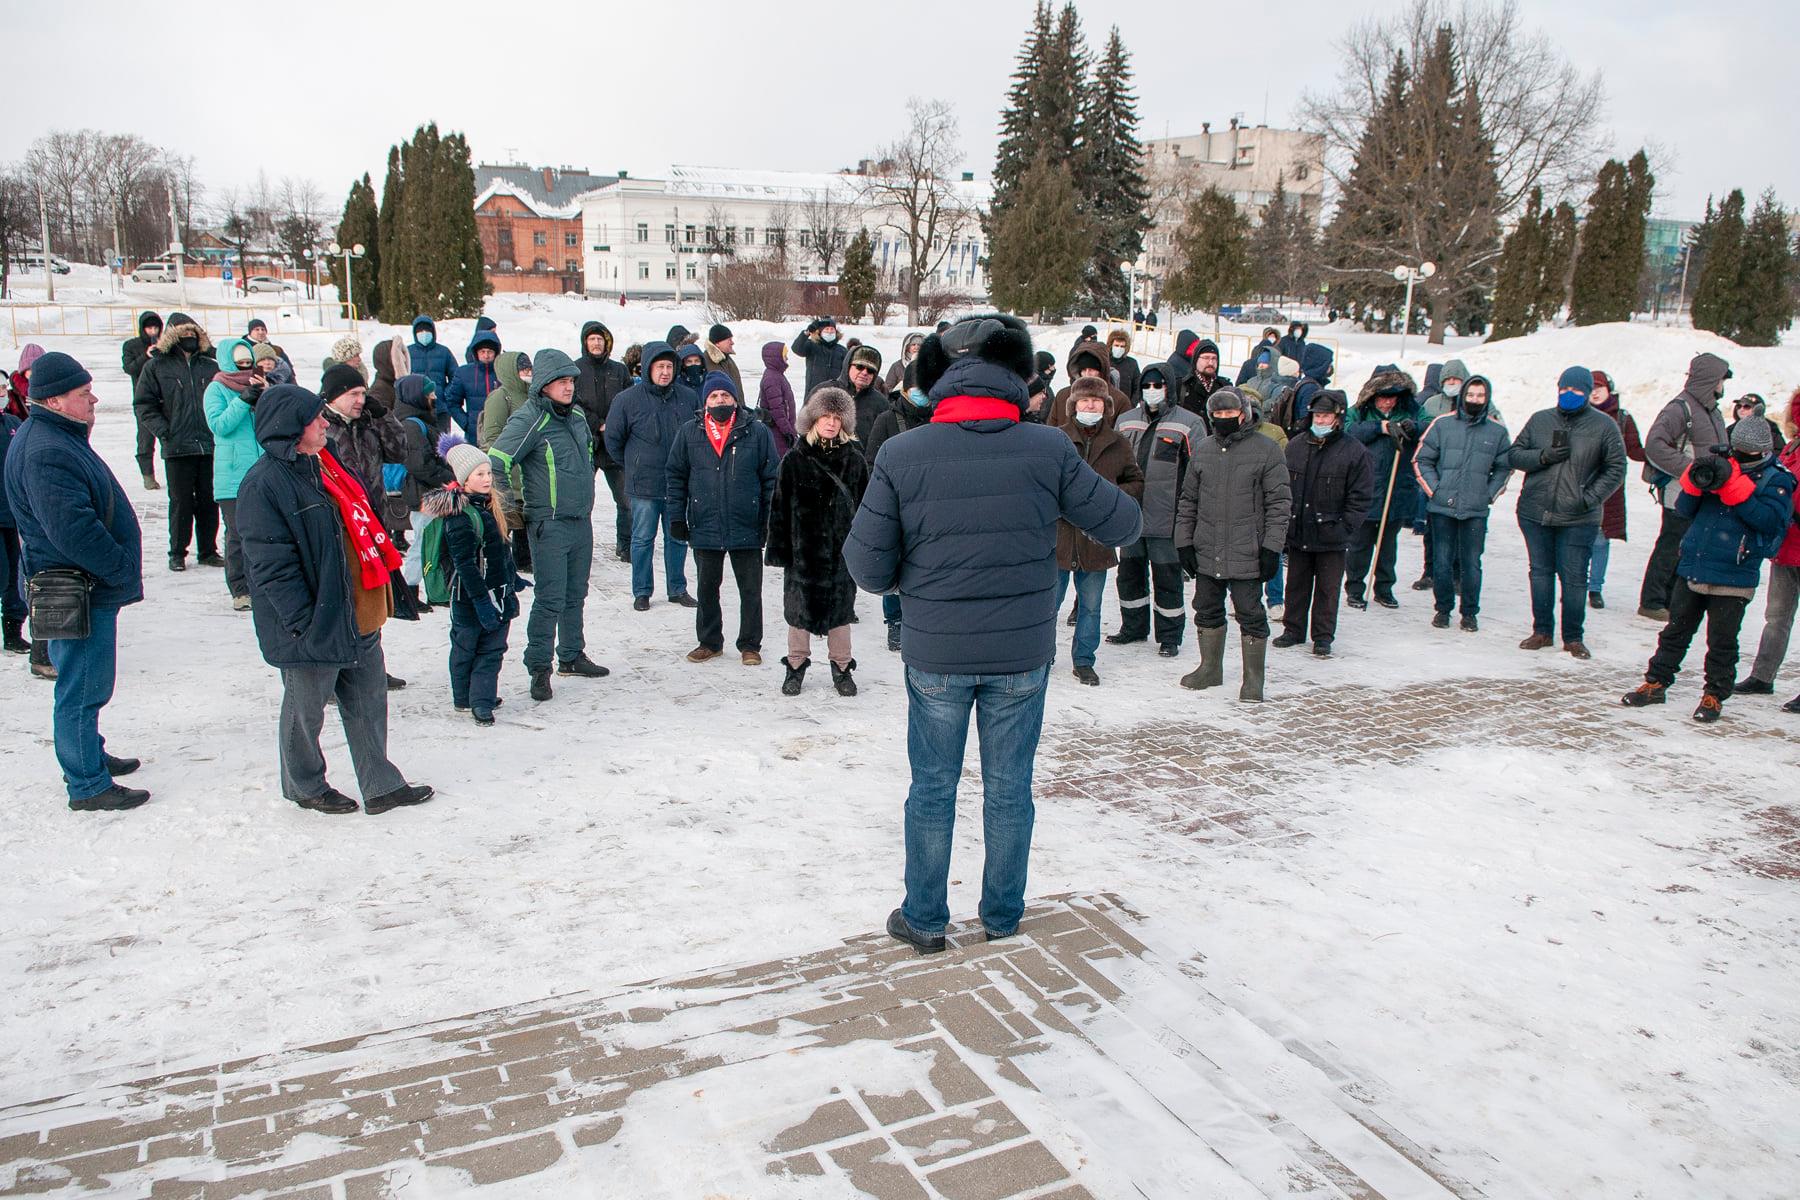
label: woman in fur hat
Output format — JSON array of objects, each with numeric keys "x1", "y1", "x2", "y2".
[{"x1": 766, "y1": 386, "x2": 869, "y2": 697}]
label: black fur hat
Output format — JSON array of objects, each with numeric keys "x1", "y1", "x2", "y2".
[{"x1": 914, "y1": 313, "x2": 1035, "y2": 396}]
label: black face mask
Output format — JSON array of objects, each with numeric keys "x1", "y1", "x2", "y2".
[
  {"x1": 1212, "y1": 415, "x2": 1241, "y2": 438},
  {"x1": 707, "y1": 404, "x2": 735, "y2": 421},
  {"x1": 177, "y1": 336, "x2": 200, "y2": 355},
  {"x1": 1463, "y1": 403, "x2": 1487, "y2": 419}
]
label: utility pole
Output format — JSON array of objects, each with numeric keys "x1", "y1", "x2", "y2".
[
  {"x1": 168, "y1": 188, "x2": 188, "y2": 306},
  {"x1": 672, "y1": 203, "x2": 683, "y2": 304},
  {"x1": 36, "y1": 188, "x2": 54, "y2": 302}
]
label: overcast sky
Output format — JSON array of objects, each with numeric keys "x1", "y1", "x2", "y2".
[{"x1": 3, "y1": 0, "x2": 1791, "y2": 222}]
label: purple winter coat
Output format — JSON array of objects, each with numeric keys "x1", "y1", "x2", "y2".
[{"x1": 759, "y1": 340, "x2": 797, "y2": 457}]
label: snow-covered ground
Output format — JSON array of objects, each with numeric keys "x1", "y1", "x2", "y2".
[{"x1": 1, "y1": 299, "x2": 1798, "y2": 1197}]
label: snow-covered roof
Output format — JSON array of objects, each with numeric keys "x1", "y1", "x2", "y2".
[
  {"x1": 475, "y1": 178, "x2": 581, "y2": 220},
  {"x1": 577, "y1": 164, "x2": 992, "y2": 207},
  {"x1": 474, "y1": 164, "x2": 616, "y2": 212}
]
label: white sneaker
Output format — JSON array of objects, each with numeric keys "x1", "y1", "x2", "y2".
[
  {"x1": 1268, "y1": 603, "x2": 1284, "y2": 622},
  {"x1": 232, "y1": 595, "x2": 251, "y2": 611}
]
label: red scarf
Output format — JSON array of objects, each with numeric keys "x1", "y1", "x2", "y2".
[
  {"x1": 930, "y1": 395, "x2": 1020, "y2": 424},
  {"x1": 317, "y1": 449, "x2": 402, "y2": 589},
  {"x1": 706, "y1": 411, "x2": 735, "y2": 456}
]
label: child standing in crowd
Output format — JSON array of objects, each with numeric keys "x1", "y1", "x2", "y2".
[{"x1": 422, "y1": 437, "x2": 527, "y2": 726}]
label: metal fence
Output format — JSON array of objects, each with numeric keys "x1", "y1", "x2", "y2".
[{"x1": 2, "y1": 302, "x2": 358, "y2": 346}]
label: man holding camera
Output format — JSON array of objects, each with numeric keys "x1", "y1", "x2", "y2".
[
  {"x1": 1624, "y1": 418, "x2": 1796, "y2": 721},
  {"x1": 1508, "y1": 367, "x2": 1626, "y2": 659}
]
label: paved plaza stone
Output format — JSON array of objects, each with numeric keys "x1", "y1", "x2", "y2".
[{"x1": 2, "y1": 669, "x2": 1795, "y2": 1197}]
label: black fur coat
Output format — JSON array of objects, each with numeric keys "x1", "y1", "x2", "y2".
[{"x1": 765, "y1": 435, "x2": 870, "y2": 634}]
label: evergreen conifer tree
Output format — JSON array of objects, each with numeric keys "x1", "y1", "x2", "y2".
[
  {"x1": 1077, "y1": 26, "x2": 1149, "y2": 313},
  {"x1": 1691, "y1": 189, "x2": 1747, "y2": 339},
  {"x1": 329, "y1": 174, "x2": 380, "y2": 320},
  {"x1": 1570, "y1": 150, "x2": 1654, "y2": 325},
  {"x1": 1488, "y1": 188, "x2": 1544, "y2": 340},
  {"x1": 839, "y1": 228, "x2": 877, "y2": 321},
  {"x1": 987, "y1": 152, "x2": 1094, "y2": 318},
  {"x1": 376, "y1": 145, "x2": 406, "y2": 321},
  {"x1": 1166, "y1": 186, "x2": 1252, "y2": 324},
  {"x1": 1734, "y1": 191, "x2": 1797, "y2": 346}
]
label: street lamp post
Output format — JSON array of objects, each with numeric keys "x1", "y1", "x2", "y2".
[
  {"x1": 1120, "y1": 260, "x2": 1136, "y2": 325},
  {"x1": 1391, "y1": 261, "x2": 1436, "y2": 359},
  {"x1": 327, "y1": 241, "x2": 366, "y2": 320},
  {"x1": 706, "y1": 252, "x2": 721, "y2": 312}
]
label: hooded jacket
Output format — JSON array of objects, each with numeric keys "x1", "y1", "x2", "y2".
[
  {"x1": 7, "y1": 344, "x2": 45, "y2": 419},
  {"x1": 1114, "y1": 366, "x2": 1205, "y2": 542},
  {"x1": 4, "y1": 404, "x2": 143, "y2": 609},
  {"x1": 443, "y1": 329, "x2": 501, "y2": 436},
  {"x1": 202, "y1": 338, "x2": 265, "y2": 499},
  {"x1": 866, "y1": 386, "x2": 934, "y2": 463},
  {"x1": 1235, "y1": 334, "x2": 1280, "y2": 384},
  {"x1": 1056, "y1": 392, "x2": 1145, "y2": 572},
  {"x1": 766, "y1": 409, "x2": 870, "y2": 635},
  {"x1": 884, "y1": 333, "x2": 925, "y2": 392},
  {"x1": 406, "y1": 315, "x2": 458, "y2": 392},
  {"x1": 121, "y1": 310, "x2": 162, "y2": 385},
  {"x1": 1412, "y1": 378, "x2": 1513, "y2": 520},
  {"x1": 417, "y1": 488, "x2": 523, "y2": 623},
  {"x1": 133, "y1": 319, "x2": 220, "y2": 457},
  {"x1": 1674, "y1": 457, "x2": 1797, "y2": 589},
  {"x1": 236, "y1": 386, "x2": 371, "y2": 669},
  {"x1": 1174, "y1": 420, "x2": 1292, "y2": 580},
  {"x1": 490, "y1": 350, "x2": 595, "y2": 521},
  {"x1": 1282, "y1": 344, "x2": 1336, "y2": 435},
  {"x1": 479, "y1": 351, "x2": 530, "y2": 450},
  {"x1": 1508, "y1": 398, "x2": 1628, "y2": 527},
  {"x1": 1284, "y1": 422, "x2": 1375, "y2": 553},
  {"x1": 394, "y1": 375, "x2": 455, "y2": 509},
  {"x1": 1644, "y1": 353, "x2": 1731, "y2": 508},
  {"x1": 665, "y1": 391, "x2": 780, "y2": 551},
  {"x1": 1346, "y1": 367, "x2": 1424, "y2": 520},
  {"x1": 844, "y1": 348, "x2": 1142, "y2": 676},
  {"x1": 758, "y1": 340, "x2": 798, "y2": 456},
  {"x1": 574, "y1": 320, "x2": 631, "y2": 469},
  {"x1": 791, "y1": 325, "x2": 849, "y2": 396},
  {"x1": 1108, "y1": 333, "x2": 1141, "y2": 402},
  {"x1": 1772, "y1": 438, "x2": 1800, "y2": 568},
  {"x1": 605, "y1": 342, "x2": 700, "y2": 500},
  {"x1": 365, "y1": 335, "x2": 405, "y2": 420}
]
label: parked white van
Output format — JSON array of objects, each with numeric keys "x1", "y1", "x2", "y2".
[{"x1": 131, "y1": 261, "x2": 181, "y2": 283}]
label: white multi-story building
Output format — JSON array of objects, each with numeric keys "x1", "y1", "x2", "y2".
[{"x1": 575, "y1": 165, "x2": 993, "y2": 302}]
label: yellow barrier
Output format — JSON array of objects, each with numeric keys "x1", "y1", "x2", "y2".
[{"x1": 3, "y1": 301, "x2": 358, "y2": 347}]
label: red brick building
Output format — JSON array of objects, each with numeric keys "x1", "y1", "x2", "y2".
[{"x1": 473, "y1": 164, "x2": 616, "y2": 294}]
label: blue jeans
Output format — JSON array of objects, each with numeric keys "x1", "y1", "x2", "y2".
[
  {"x1": 1054, "y1": 569, "x2": 1107, "y2": 668},
  {"x1": 1589, "y1": 528, "x2": 1611, "y2": 593},
  {"x1": 1428, "y1": 512, "x2": 1487, "y2": 617},
  {"x1": 629, "y1": 497, "x2": 689, "y2": 599},
  {"x1": 48, "y1": 605, "x2": 119, "y2": 801},
  {"x1": 902, "y1": 665, "x2": 1051, "y2": 937},
  {"x1": 1518, "y1": 516, "x2": 1594, "y2": 642},
  {"x1": 1263, "y1": 553, "x2": 1284, "y2": 607},
  {"x1": 882, "y1": 593, "x2": 902, "y2": 626}
]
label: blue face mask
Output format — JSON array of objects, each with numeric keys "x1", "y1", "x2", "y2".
[
  {"x1": 1310, "y1": 422, "x2": 1334, "y2": 439},
  {"x1": 907, "y1": 388, "x2": 930, "y2": 408},
  {"x1": 1557, "y1": 389, "x2": 1587, "y2": 412},
  {"x1": 417, "y1": 331, "x2": 434, "y2": 346}
]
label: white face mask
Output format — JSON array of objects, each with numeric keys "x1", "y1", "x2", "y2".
[
  {"x1": 1142, "y1": 387, "x2": 1164, "y2": 408},
  {"x1": 1444, "y1": 379, "x2": 1463, "y2": 398},
  {"x1": 1075, "y1": 410, "x2": 1102, "y2": 427},
  {"x1": 822, "y1": 331, "x2": 838, "y2": 344},
  {"x1": 1110, "y1": 345, "x2": 1124, "y2": 359}
]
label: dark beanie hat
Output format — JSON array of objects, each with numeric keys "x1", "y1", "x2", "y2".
[
  {"x1": 320, "y1": 363, "x2": 366, "y2": 402},
  {"x1": 1308, "y1": 388, "x2": 1348, "y2": 415},
  {"x1": 849, "y1": 344, "x2": 883, "y2": 374},
  {"x1": 246, "y1": 318, "x2": 267, "y2": 334},
  {"x1": 27, "y1": 351, "x2": 92, "y2": 399},
  {"x1": 707, "y1": 323, "x2": 732, "y2": 345}
]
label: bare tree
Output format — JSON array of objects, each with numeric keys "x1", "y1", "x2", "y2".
[
  {"x1": 1300, "y1": 0, "x2": 1604, "y2": 213},
  {"x1": 859, "y1": 98, "x2": 975, "y2": 324},
  {"x1": 800, "y1": 188, "x2": 851, "y2": 276},
  {"x1": 25, "y1": 129, "x2": 98, "y2": 258},
  {"x1": 709, "y1": 258, "x2": 796, "y2": 322},
  {"x1": 761, "y1": 204, "x2": 794, "y2": 271},
  {"x1": 90, "y1": 133, "x2": 162, "y2": 261},
  {"x1": 163, "y1": 153, "x2": 205, "y2": 249},
  {"x1": 702, "y1": 202, "x2": 737, "y2": 261},
  {"x1": 0, "y1": 166, "x2": 36, "y2": 297}
]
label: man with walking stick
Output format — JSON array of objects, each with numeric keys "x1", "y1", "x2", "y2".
[{"x1": 1345, "y1": 366, "x2": 1423, "y2": 610}]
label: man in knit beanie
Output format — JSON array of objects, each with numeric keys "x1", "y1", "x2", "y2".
[{"x1": 700, "y1": 323, "x2": 741, "y2": 397}]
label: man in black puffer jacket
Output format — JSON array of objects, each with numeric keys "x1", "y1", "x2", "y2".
[
  {"x1": 133, "y1": 313, "x2": 220, "y2": 570},
  {"x1": 1275, "y1": 389, "x2": 1373, "y2": 656},
  {"x1": 575, "y1": 320, "x2": 632, "y2": 559},
  {"x1": 120, "y1": 310, "x2": 162, "y2": 488},
  {"x1": 846, "y1": 315, "x2": 1141, "y2": 957}
]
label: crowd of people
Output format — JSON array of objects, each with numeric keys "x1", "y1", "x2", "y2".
[{"x1": 3, "y1": 309, "x2": 1796, "y2": 951}]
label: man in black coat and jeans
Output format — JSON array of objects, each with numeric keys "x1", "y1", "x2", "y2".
[
  {"x1": 120, "y1": 310, "x2": 162, "y2": 489},
  {"x1": 574, "y1": 320, "x2": 632, "y2": 561},
  {"x1": 1274, "y1": 390, "x2": 1374, "y2": 656},
  {"x1": 846, "y1": 315, "x2": 1141, "y2": 955},
  {"x1": 133, "y1": 312, "x2": 221, "y2": 571}
]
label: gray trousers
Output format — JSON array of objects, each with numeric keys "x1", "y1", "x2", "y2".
[
  {"x1": 1749, "y1": 563, "x2": 1800, "y2": 685},
  {"x1": 278, "y1": 632, "x2": 406, "y2": 802},
  {"x1": 524, "y1": 515, "x2": 593, "y2": 672}
]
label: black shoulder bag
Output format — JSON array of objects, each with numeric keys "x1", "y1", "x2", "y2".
[{"x1": 26, "y1": 485, "x2": 113, "y2": 640}]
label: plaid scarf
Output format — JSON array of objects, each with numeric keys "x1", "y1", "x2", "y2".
[{"x1": 317, "y1": 449, "x2": 401, "y2": 589}]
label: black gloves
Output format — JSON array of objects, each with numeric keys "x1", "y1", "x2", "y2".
[
  {"x1": 670, "y1": 519, "x2": 690, "y2": 543},
  {"x1": 1398, "y1": 418, "x2": 1419, "y2": 441},
  {"x1": 1688, "y1": 454, "x2": 1732, "y2": 493},
  {"x1": 1259, "y1": 548, "x2": 1281, "y2": 581},
  {"x1": 1178, "y1": 546, "x2": 1199, "y2": 579},
  {"x1": 1540, "y1": 442, "x2": 1572, "y2": 465},
  {"x1": 241, "y1": 381, "x2": 264, "y2": 407}
]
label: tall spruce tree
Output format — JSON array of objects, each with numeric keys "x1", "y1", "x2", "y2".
[
  {"x1": 328, "y1": 173, "x2": 380, "y2": 320},
  {"x1": 1538, "y1": 200, "x2": 1578, "y2": 323},
  {"x1": 375, "y1": 146, "x2": 406, "y2": 321},
  {"x1": 839, "y1": 227, "x2": 877, "y2": 321},
  {"x1": 1077, "y1": 26, "x2": 1149, "y2": 313},
  {"x1": 1691, "y1": 189, "x2": 1747, "y2": 340},
  {"x1": 991, "y1": 2, "x2": 1056, "y2": 222},
  {"x1": 987, "y1": 152, "x2": 1095, "y2": 317},
  {"x1": 1488, "y1": 187, "x2": 1544, "y2": 340},
  {"x1": 1166, "y1": 186, "x2": 1253, "y2": 324},
  {"x1": 1735, "y1": 191, "x2": 1797, "y2": 346},
  {"x1": 1570, "y1": 150, "x2": 1654, "y2": 325},
  {"x1": 438, "y1": 129, "x2": 488, "y2": 316},
  {"x1": 1323, "y1": 53, "x2": 1409, "y2": 326}
]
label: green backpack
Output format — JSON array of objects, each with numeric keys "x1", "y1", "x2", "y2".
[{"x1": 420, "y1": 509, "x2": 483, "y2": 605}]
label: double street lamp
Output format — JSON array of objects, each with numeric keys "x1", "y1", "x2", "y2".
[
  {"x1": 1392, "y1": 261, "x2": 1436, "y2": 359},
  {"x1": 328, "y1": 241, "x2": 366, "y2": 317}
]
